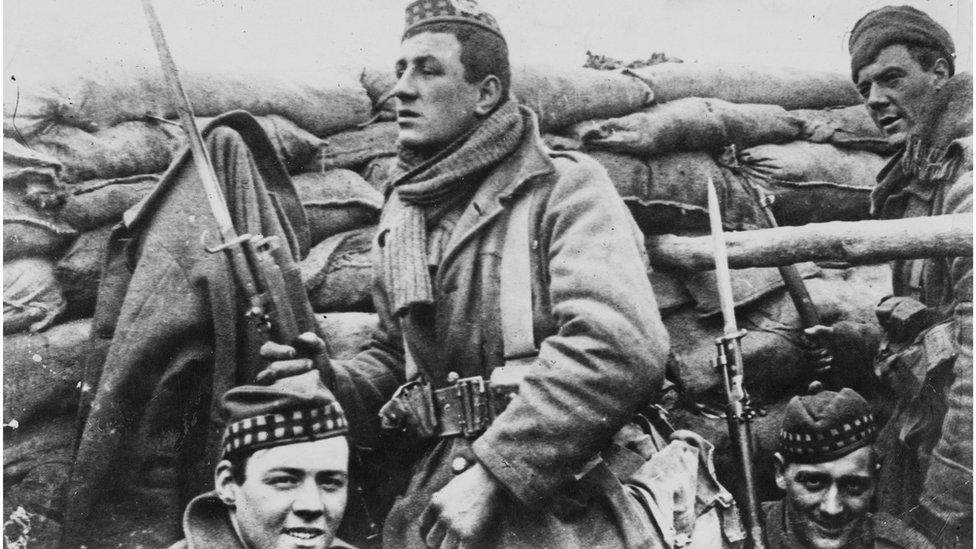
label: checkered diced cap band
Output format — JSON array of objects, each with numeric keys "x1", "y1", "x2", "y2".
[
  {"x1": 222, "y1": 403, "x2": 348, "y2": 458},
  {"x1": 779, "y1": 387, "x2": 877, "y2": 464},
  {"x1": 219, "y1": 370, "x2": 348, "y2": 459},
  {"x1": 404, "y1": 0, "x2": 504, "y2": 41}
]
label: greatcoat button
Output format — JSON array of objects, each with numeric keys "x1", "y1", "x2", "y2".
[{"x1": 451, "y1": 456, "x2": 470, "y2": 474}]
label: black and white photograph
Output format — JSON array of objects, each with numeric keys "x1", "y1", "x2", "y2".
[{"x1": 2, "y1": 1, "x2": 973, "y2": 547}]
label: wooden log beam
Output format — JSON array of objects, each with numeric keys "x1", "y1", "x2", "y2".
[{"x1": 647, "y1": 213, "x2": 973, "y2": 270}]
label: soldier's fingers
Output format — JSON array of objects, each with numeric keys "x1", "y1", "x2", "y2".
[
  {"x1": 293, "y1": 332, "x2": 326, "y2": 354},
  {"x1": 439, "y1": 529, "x2": 460, "y2": 549},
  {"x1": 419, "y1": 501, "x2": 440, "y2": 541},
  {"x1": 253, "y1": 358, "x2": 314, "y2": 385},
  {"x1": 259, "y1": 340, "x2": 296, "y2": 360},
  {"x1": 424, "y1": 518, "x2": 447, "y2": 548},
  {"x1": 803, "y1": 325, "x2": 833, "y2": 338}
]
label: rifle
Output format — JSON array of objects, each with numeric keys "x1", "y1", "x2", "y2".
[
  {"x1": 749, "y1": 187, "x2": 822, "y2": 327},
  {"x1": 140, "y1": 0, "x2": 306, "y2": 372},
  {"x1": 706, "y1": 178, "x2": 767, "y2": 549}
]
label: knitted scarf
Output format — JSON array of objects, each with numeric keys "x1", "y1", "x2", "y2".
[{"x1": 381, "y1": 99, "x2": 525, "y2": 315}]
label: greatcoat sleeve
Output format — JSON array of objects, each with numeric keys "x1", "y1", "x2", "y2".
[
  {"x1": 919, "y1": 169, "x2": 973, "y2": 530},
  {"x1": 472, "y1": 155, "x2": 670, "y2": 507}
]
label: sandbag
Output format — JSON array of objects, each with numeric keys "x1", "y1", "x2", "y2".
[
  {"x1": 24, "y1": 115, "x2": 323, "y2": 184},
  {"x1": 317, "y1": 122, "x2": 398, "y2": 171},
  {"x1": 316, "y1": 312, "x2": 379, "y2": 360},
  {"x1": 302, "y1": 226, "x2": 376, "y2": 313},
  {"x1": 577, "y1": 98, "x2": 803, "y2": 156},
  {"x1": 3, "y1": 318, "x2": 89, "y2": 424},
  {"x1": 360, "y1": 155, "x2": 397, "y2": 194},
  {"x1": 57, "y1": 175, "x2": 158, "y2": 231},
  {"x1": 4, "y1": 313, "x2": 84, "y2": 547},
  {"x1": 588, "y1": 150, "x2": 764, "y2": 234},
  {"x1": 3, "y1": 417, "x2": 75, "y2": 549},
  {"x1": 55, "y1": 225, "x2": 113, "y2": 318},
  {"x1": 4, "y1": 138, "x2": 63, "y2": 195},
  {"x1": 292, "y1": 170, "x2": 383, "y2": 246},
  {"x1": 791, "y1": 105, "x2": 893, "y2": 153},
  {"x1": 22, "y1": 120, "x2": 181, "y2": 184},
  {"x1": 3, "y1": 140, "x2": 72, "y2": 260},
  {"x1": 625, "y1": 63, "x2": 861, "y2": 110},
  {"x1": 5, "y1": 63, "x2": 372, "y2": 137},
  {"x1": 510, "y1": 64, "x2": 654, "y2": 132},
  {"x1": 359, "y1": 64, "x2": 655, "y2": 132},
  {"x1": 737, "y1": 141, "x2": 887, "y2": 185},
  {"x1": 360, "y1": 67, "x2": 397, "y2": 121},
  {"x1": 3, "y1": 258, "x2": 66, "y2": 335},
  {"x1": 683, "y1": 263, "x2": 820, "y2": 317},
  {"x1": 647, "y1": 268, "x2": 694, "y2": 312},
  {"x1": 734, "y1": 142, "x2": 885, "y2": 225}
]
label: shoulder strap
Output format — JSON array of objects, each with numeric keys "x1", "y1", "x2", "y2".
[{"x1": 500, "y1": 190, "x2": 538, "y2": 360}]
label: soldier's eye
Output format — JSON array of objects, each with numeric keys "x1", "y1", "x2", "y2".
[
  {"x1": 266, "y1": 474, "x2": 300, "y2": 488},
  {"x1": 840, "y1": 479, "x2": 871, "y2": 496},
  {"x1": 796, "y1": 472, "x2": 829, "y2": 491}
]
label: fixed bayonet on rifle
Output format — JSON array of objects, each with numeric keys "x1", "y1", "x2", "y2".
[
  {"x1": 141, "y1": 0, "x2": 301, "y2": 356},
  {"x1": 707, "y1": 178, "x2": 767, "y2": 549}
]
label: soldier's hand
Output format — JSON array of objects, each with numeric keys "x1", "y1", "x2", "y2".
[
  {"x1": 802, "y1": 325, "x2": 834, "y2": 375},
  {"x1": 254, "y1": 332, "x2": 326, "y2": 385},
  {"x1": 420, "y1": 462, "x2": 501, "y2": 548}
]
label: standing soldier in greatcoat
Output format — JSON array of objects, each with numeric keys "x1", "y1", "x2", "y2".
[
  {"x1": 805, "y1": 6, "x2": 972, "y2": 547},
  {"x1": 263, "y1": 1, "x2": 675, "y2": 546}
]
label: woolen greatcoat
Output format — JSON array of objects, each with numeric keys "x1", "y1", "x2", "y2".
[
  {"x1": 328, "y1": 108, "x2": 671, "y2": 548},
  {"x1": 62, "y1": 112, "x2": 319, "y2": 547},
  {"x1": 867, "y1": 73, "x2": 973, "y2": 546}
]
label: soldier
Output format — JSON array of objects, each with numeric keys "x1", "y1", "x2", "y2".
[
  {"x1": 261, "y1": 0, "x2": 672, "y2": 546},
  {"x1": 766, "y1": 385, "x2": 932, "y2": 549},
  {"x1": 805, "y1": 7, "x2": 972, "y2": 546},
  {"x1": 169, "y1": 371, "x2": 355, "y2": 549}
]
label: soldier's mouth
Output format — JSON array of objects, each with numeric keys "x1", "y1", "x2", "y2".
[
  {"x1": 283, "y1": 527, "x2": 325, "y2": 540},
  {"x1": 878, "y1": 114, "x2": 903, "y2": 134}
]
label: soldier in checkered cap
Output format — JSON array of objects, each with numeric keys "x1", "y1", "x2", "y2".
[
  {"x1": 765, "y1": 384, "x2": 931, "y2": 549},
  {"x1": 169, "y1": 371, "x2": 355, "y2": 549},
  {"x1": 259, "y1": 0, "x2": 671, "y2": 546}
]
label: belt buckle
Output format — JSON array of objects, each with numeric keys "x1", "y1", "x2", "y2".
[{"x1": 454, "y1": 376, "x2": 491, "y2": 437}]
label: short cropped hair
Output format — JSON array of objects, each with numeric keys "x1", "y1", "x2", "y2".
[
  {"x1": 404, "y1": 22, "x2": 511, "y2": 102},
  {"x1": 905, "y1": 43, "x2": 954, "y2": 75}
]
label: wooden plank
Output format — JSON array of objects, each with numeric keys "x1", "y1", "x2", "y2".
[{"x1": 647, "y1": 213, "x2": 973, "y2": 270}]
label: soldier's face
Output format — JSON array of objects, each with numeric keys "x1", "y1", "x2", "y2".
[
  {"x1": 855, "y1": 44, "x2": 949, "y2": 146},
  {"x1": 219, "y1": 437, "x2": 349, "y2": 549},
  {"x1": 394, "y1": 32, "x2": 482, "y2": 153},
  {"x1": 775, "y1": 446, "x2": 875, "y2": 549}
]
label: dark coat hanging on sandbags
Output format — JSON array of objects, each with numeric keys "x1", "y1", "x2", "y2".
[{"x1": 62, "y1": 112, "x2": 319, "y2": 548}]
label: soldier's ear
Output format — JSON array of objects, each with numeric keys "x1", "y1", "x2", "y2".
[
  {"x1": 474, "y1": 75, "x2": 503, "y2": 117},
  {"x1": 773, "y1": 453, "x2": 788, "y2": 491},
  {"x1": 931, "y1": 57, "x2": 951, "y2": 90},
  {"x1": 215, "y1": 460, "x2": 239, "y2": 507}
]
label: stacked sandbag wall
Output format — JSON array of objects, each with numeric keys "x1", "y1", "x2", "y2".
[{"x1": 4, "y1": 57, "x2": 896, "y2": 544}]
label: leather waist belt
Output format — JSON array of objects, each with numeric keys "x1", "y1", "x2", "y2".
[{"x1": 380, "y1": 375, "x2": 518, "y2": 439}]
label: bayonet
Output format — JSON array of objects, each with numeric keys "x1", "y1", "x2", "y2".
[
  {"x1": 141, "y1": 0, "x2": 303, "y2": 359},
  {"x1": 707, "y1": 178, "x2": 767, "y2": 549}
]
